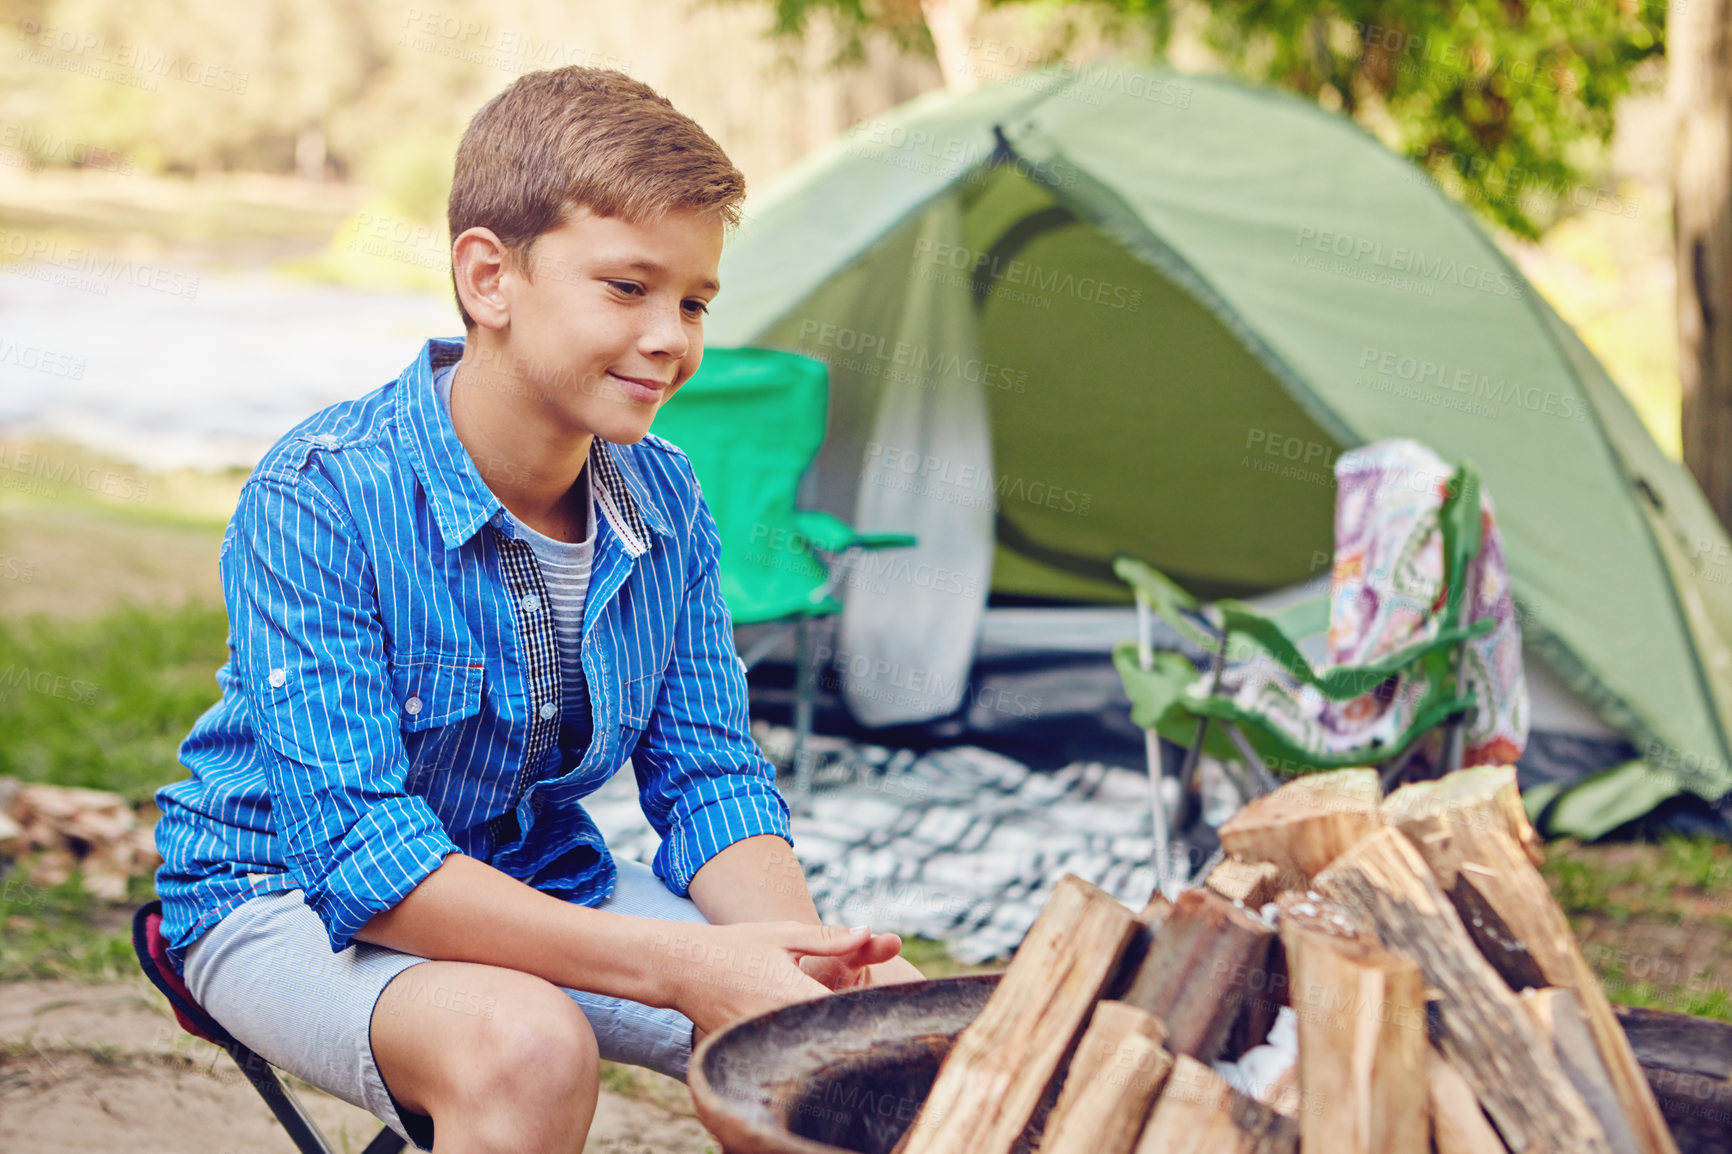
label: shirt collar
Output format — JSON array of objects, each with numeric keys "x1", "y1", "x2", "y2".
[{"x1": 397, "y1": 337, "x2": 671, "y2": 553}]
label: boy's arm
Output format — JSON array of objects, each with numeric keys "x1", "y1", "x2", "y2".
[
  {"x1": 234, "y1": 470, "x2": 866, "y2": 1029},
  {"x1": 227, "y1": 472, "x2": 458, "y2": 953},
  {"x1": 354, "y1": 850, "x2": 882, "y2": 1027},
  {"x1": 629, "y1": 476, "x2": 797, "y2": 902},
  {"x1": 631, "y1": 474, "x2": 920, "y2": 986}
]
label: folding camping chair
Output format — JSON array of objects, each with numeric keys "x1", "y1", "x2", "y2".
[
  {"x1": 131, "y1": 900, "x2": 408, "y2": 1154},
  {"x1": 651, "y1": 347, "x2": 914, "y2": 811},
  {"x1": 1115, "y1": 453, "x2": 1507, "y2": 891}
]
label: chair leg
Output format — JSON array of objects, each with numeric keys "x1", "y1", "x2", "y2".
[
  {"x1": 1177, "y1": 631, "x2": 1230, "y2": 828},
  {"x1": 1145, "y1": 728, "x2": 1173, "y2": 899},
  {"x1": 1222, "y1": 724, "x2": 1279, "y2": 801},
  {"x1": 1137, "y1": 592, "x2": 1175, "y2": 897},
  {"x1": 1379, "y1": 741, "x2": 1424, "y2": 793},
  {"x1": 790, "y1": 616, "x2": 816, "y2": 815},
  {"x1": 360, "y1": 1125, "x2": 408, "y2": 1154},
  {"x1": 225, "y1": 1040, "x2": 338, "y2": 1154}
]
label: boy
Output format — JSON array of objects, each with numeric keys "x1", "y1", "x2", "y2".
[{"x1": 154, "y1": 67, "x2": 920, "y2": 1154}]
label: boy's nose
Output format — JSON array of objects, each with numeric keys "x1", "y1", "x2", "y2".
[{"x1": 638, "y1": 303, "x2": 691, "y2": 360}]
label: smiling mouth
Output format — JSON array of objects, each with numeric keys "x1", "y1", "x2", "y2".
[{"x1": 607, "y1": 371, "x2": 674, "y2": 392}]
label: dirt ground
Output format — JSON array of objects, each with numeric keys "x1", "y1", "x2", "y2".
[{"x1": 0, "y1": 979, "x2": 719, "y2": 1154}]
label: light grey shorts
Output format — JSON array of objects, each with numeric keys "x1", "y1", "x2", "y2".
[{"x1": 182, "y1": 858, "x2": 709, "y2": 1151}]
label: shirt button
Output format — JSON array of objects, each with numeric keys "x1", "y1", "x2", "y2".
[
  {"x1": 539, "y1": 701, "x2": 556, "y2": 720},
  {"x1": 521, "y1": 593, "x2": 541, "y2": 613},
  {"x1": 267, "y1": 668, "x2": 286, "y2": 689},
  {"x1": 406, "y1": 695, "x2": 424, "y2": 716}
]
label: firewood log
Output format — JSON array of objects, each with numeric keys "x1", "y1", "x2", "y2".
[
  {"x1": 1523, "y1": 988, "x2": 1643, "y2": 1154},
  {"x1": 1281, "y1": 912, "x2": 1428, "y2": 1154},
  {"x1": 1133, "y1": 1054, "x2": 1299, "y2": 1154},
  {"x1": 1039, "y1": 1002, "x2": 1172, "y2": 1154},
  {"x1": 1218, "y1": 769, "x2": 1382, "y2": 883},
  {"x1": 1208, "y1": 859, "x2": 1283, "y2": 908},
  {"x1": 1428, "y1": 1049, "x2": 1510, "y2": 1154},
  {"x1": 1388, "y1": 775, "x2": 1679, "y2": 1154},
  {"x1": 1312, "y1": 827, "x2": 1612, "y2": 1154},
  {"x1": 900, "y1": 874, "x2": 1139, "y2": 1154},
  {"x1": 1381, "y1": 765, "x2": 1541, "y2": 887},
  {"x1": 1119, "y1": 888, "x2": 1275, "y2": 1062}
]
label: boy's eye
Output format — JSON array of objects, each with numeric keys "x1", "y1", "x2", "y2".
[
  {"x1": 683, "y1": 298, "x2": 711, "y2": 316},
  {"x1": 606, "y1": 280, "x2": 645, "y2": 297}
]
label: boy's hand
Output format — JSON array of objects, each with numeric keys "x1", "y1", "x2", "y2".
[
  {"x1": 658, "y1": 921, "x2": 878, "y2": 1035},
  {"x1": 799, "y1": 931, "x2": 925, "y2": 991}
]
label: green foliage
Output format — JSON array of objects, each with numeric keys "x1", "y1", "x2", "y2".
[
  {"x1": 1126, "y1": 0, "x2": 1664, "y2": 238},
  {"x1": 747, "y1": 0, "x2": 1665, "y2": 238},
  {"x1": 0, "y1": 602, "x2": 229, "y2": 802},
  {"x1": 0, "y1": 866, "x2": 144, "y2": 981}
]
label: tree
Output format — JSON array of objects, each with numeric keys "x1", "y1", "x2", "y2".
[
  {"x1": 744, "y1": 0, "x2": 1664, "y2": 239},
  {"x1": 1671, "y1": 0, "x2": 1732, "y2": 533}
]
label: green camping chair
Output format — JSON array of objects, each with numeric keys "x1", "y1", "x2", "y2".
[
  {"x1": 652, "y1": 347, "x2": 914, "y2": 810},
  {"x1": 1113, "y1": 460, "x2": 1497, "y2": 889}
]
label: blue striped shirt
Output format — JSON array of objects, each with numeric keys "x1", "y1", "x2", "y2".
[{"x1": 153, "y1": 337, "x2": 792, "y2": 972}]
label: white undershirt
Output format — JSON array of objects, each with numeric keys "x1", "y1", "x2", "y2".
[{"x1": 436, "y1": 363, "x2": 594, "y2": 723}]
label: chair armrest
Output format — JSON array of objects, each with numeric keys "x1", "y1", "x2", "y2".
[
  {"x1": 1113, "y1": 557, "x2": 1217, "y2": 652},
  {"x1": 792, "y1": 509, "x2": 915, "y2": 552},
  {"x1": 1217, "y1": 600, "x2": 1496, "y2": 701},
  {"x1": 1111, "y1": 641, "x2": 1203, "y2": 731}
]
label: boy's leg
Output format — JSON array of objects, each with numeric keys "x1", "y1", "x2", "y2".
[
  {"x1": 370, "y1": 959, "x2": 600, "y2": 1154},
  {"x1": 184, "y1": 887, "x2": 601, "y2": 1154}
]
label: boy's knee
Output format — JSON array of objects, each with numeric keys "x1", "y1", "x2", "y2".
[{"x1": 469, "y1": 988, "x2": 598, "y2": 1101}]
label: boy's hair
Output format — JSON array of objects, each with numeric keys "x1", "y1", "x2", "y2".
[{"x1": 448, "y1": 67, "x2": 746, "y2": 328}]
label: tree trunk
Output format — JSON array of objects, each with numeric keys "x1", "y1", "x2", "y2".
[
  {"x1": 1673, "y1": 0, "x2": 1732, "y2": 531},
  {"x1": 920, "y1": 0, "x2": 982, "y2": 93}
]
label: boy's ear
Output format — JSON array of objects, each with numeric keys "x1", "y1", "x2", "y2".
[{"x1": 452, "y1": 227, "x2": 512, "y2": 331}]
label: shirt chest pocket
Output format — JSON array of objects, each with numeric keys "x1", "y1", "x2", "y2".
[
  {"x1": 617, "y1": 673, "x2": 659, "y2": 755},
  {"x1": 394, "y1": 656, "x2": 486, "y2": 771}
]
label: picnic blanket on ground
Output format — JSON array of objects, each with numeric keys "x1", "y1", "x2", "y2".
[{"x1": 586, "y1": 737, "x2": 1168, "y2": 963}]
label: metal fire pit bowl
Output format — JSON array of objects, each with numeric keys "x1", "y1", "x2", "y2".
[
  {"x1": 689, "y1": 975, "x2": 1732, "y2": 1154},
  {"x1": 688, "y1": 974, "x2": 1002, "y2": 1154}
]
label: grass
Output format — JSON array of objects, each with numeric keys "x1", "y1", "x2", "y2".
[
  {"x1": 0, "y1": 602, "x2": 228, "y2": 803},
  {"x1": 0, "y1": 866, "x2": 149, "y2": 982},
  {"x1": 1542, "y1": 836, "x2": 1732, "y2": 1021}
]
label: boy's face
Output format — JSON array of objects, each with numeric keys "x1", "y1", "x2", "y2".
[{"x1": 491, "y1": 206, "x2": 723, "y2": 445}]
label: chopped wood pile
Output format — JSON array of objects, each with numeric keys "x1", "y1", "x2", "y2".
[
  {"x1": 897, "y1": 766, "x2": 1681, "y2": 1154},
  {"x1": 0, "y1": 777, "x2": 161, "y2": 900}
]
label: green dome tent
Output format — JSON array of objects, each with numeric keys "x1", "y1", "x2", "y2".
[{"x1": 699, "y1": 66, "x2": 1732, "y2": 830}]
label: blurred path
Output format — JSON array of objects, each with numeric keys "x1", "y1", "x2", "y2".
[{"x1": 0, "y1": 264, "x2": 456, "y2": 471}]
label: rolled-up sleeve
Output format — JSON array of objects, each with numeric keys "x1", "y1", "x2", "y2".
[
  {"x1": 632, "y1": 481, "x2": 792, "y2": 895},
  {"x1": 226, "y1": 473, "x2": 456, "y2": 952}
]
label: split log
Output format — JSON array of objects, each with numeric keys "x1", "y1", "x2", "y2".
[
  {"x1": 1223, "y1": 938, "x2": 1287, "y2": 1060},
  {"x1": 1259, "y1": 1065, "x2": 1303, "y2": 1120},
  {"x1": 1208, "y1": 859, "x2": 1283, "y2": 909},
  {"x1": 1040, "y1": 1002, "x2": 1173, "y2": 1154},
  {"x1": 1312, "y1": 827, "x2": 1612, "y2": 1154},
  {"x1": 1281, "y1": 913, "x2": 1428, "y2": 1154},
  {"x1": 1110, "y1": 892, "x2": 1179, "y2": 1001},
  {"x1": 1119, "y1": 887, "x2": 1276, "y2": 1062},
  {"x1": 1133, "y1": 1054, "x2": 1299, "y2": 1154},
  {"x1": 1381, "y1": 765, "x2": 1541, "y2": 889},
  {"x1": 901, "y1": 874, "x2": 1139, "y2": 1154},
  {"x1": 1524, "y1": 988, "x2": 1643, "y2": 1154},
  {"x1": 1218, "y1": 769, "x2": 1382, "y2": 884},
  {"x1": 1428, "y1": 1049, "x2": 1510, "y2": 1154},
  {"x1": 1140, "y1": 892, "x2": 1176, "y2": 930},
  {"x1": 1389, "y1": 778, "x2": 1680, "y2": 1154}
]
